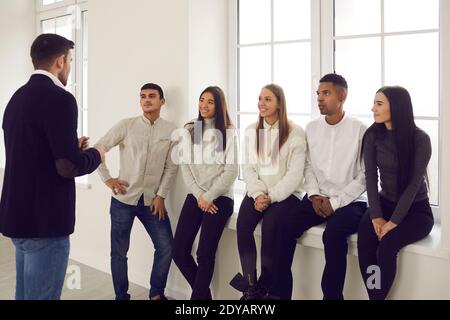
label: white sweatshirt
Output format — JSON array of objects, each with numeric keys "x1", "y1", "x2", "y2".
[
  {"x1": 303, "y1": 114, "x2": 367, "y2": 211},
  {"x1": 243, "y1": 120, "x2": 307, "y2": 203},
  {"x1": 180, "y1": 118, "x2": 238, "y2": 203}
]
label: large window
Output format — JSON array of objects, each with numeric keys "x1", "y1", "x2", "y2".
[
  {"x1": 234, "y1": 0, "x2": 440, "y2": 209},
  {"x1": 237, "y1": 0, "x2": 317, "y2": 138},
  {"x1": 37, "y1": 0, "x2": 89, "y2": 183},
  {"x1": 334, "y1": 0, "x2": 440, "y2": 206}
]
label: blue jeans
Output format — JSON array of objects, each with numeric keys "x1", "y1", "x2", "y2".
[
  {"x1": 11, "y1": 236, "x2": 70, "y2": 300},
  {"x1": 110, "y1": 196, "x2": 173, "y2": 300}
]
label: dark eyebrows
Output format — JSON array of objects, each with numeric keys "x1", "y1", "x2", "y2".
[{"x1": 140, "y1": 93, "x2": 158, "y2": 98}]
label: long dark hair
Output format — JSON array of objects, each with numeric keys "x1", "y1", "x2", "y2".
[
  {"x1": 362, "y1": 86, "x2": 418, "y2": 195},
  {"x1": 186, "y1": 86, "x2": 232, "y2": 152},
  {"x1": 256, "y1": 84, "x2": 291, "y2": 155}
]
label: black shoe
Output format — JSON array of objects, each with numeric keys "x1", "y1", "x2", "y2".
[
  {"x1": 240, "y1": 285, "x2": 264, "y2": 300},
  {"x1": 262, "y1": 292, "x2": 281, "y2": 300},
  {"x1": 230, "y1": 273, "x2": 250, "y2": 292},
  {"x1": 149, "y1": 293, "x2": 168, "y2": 300}
]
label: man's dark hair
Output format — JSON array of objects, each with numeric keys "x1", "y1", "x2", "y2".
[
  {"x1": 320, "y1": 73, "x2": 348, "y2": 91},
  {"x1": 30, "y1": 34, "x2": 74, "y2": 70},
  {"x1": 141, "y1": 83, "x2": 164, "y2": 100}
]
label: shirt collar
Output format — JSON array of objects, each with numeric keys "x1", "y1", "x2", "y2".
[
  {"x1": 263, "y1": 119, "x2": 279, "y2": 130},
  {"x1": 141, "y1": 115, "x2": 162, "y2": 125},
  {"x1": 203, "y1": 118, "x2": 215, "y2": 127},
  {"x1": 32, "y1": 70, "x2": 65, "y2": 90},
  {"x1": 324, "y1": 112, "x2": 347, "y2": 128}
]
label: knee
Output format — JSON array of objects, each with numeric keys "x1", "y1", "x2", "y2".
[
  {"x1": 236, "y1": 215, "x2": 254, "y2": 236},
  {"x1": 171, "y1": 241, "x2": 189, "y2": 265},
  {"x1": 110, "y1": 251, "x2": 128, "y2": 262},
  {"x1": 154, "y1": 236, "x2": 173, "y2": 255},
  {"x1": 196, "y1": 249, "x2": 215, "y2": 268}
]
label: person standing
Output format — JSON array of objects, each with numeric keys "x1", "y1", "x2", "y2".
[
  {"x1": 96, "y1": 83, "x2": 178, "y2": 300},
  {"x1": 0, "y1": 34, "x2": 104, "y2": 300},
  {"x1": 172, "y1": 86, "x2": 238, "y2": 300}
]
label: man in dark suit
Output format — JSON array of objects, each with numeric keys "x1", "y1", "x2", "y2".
[{"x1": 0, "y1": 34, "x2": 105, "y2": 300}]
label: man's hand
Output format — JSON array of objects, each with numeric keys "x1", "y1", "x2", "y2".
[
  {"x1": 310, "y1": 195, "x2": 334, "y2": 218},
  {"x1": 254, "y1": 194, "x2": 271, "y2": 213},
  {"x1": 105, "y1": 178, "x2": 129, "y2": 195},
  {"x1": 78, "y1": 136, "x2": 90, "y2": 151},
  {"x1": 379, "y1": 220, "x2": 397, "y2": 240},
  {"x1": 319, "y1": 197, "x2": 334, "y2": 217},
  {"x1": 95, "y1": 144, "x2": 106, "y2": 163},
  {"x1": 198, "y1": 196, "x2": 218, "y2": 214},
  {"x1": 372, "y1": 218, "x2": 387, "y2": 240},
  {"x1": 310, "y1": 195, "x2": 327, "y2": 218},
  {"x1": 150, "y1": 196, "x2": 167, "y2": 221}
]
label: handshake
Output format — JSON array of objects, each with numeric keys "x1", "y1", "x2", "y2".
[{"x1": 78, "y1": 136, "x2": 106, "y2": 163}]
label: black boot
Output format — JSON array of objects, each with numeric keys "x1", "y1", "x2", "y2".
[{"x1": 240, "y1": 284, "x2": 264, "y2": 300}]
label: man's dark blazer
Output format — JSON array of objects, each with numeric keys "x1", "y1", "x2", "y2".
[{"x1": 0, "y1": 74, "x2": 101, "y2": 238}]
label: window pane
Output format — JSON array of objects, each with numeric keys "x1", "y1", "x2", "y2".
[
  {"x1": 335, "y1": 37, "x2": 382, "y2": 115},
  {"x1": 238, "y1": 114, "x2": 259, "y2": 135},
  {"x1": 415, "y1": 120, "x2": 439, "y2": 206},
  {"x1": 274, "y1": 43, "x2": 311, "y2": 114},
  {"x1": 239, "y1": 46, "x2": 271, "y2": 113},
  {"x1": 239, "y1": 0, "x2": 271, "y2": 44},
  {"x1": 384, "y1": 0, "x2": 439, "y2": 32},
  {"x1": 289, "y1": 115, "x2": 311, "y2": 130},
  {"x1": 83, "y1": 61, "x2": 88, "y2": 104},
  {"x1": 384, "y1": 33, "x2": 439, "y2": 117},
  {"x1": 42, "y1": 19, "x2": 56, "y2": 34},
  {"x1": 83, "y1": 11, "x2": 88, "y2": 59},
  {"x1": 274, "y1": 0, "x2": 310, "y2": 41},
  {"x1": 55, "y1": 15, "x2": 73, "y2": 41},
  {"x1": 334, "y1": 0, "x2": 381, "y2": 36}
]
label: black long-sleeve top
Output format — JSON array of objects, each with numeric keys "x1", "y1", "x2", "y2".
[{"x1": 363, "y1": 127, "x2": 431, "y2": 224}]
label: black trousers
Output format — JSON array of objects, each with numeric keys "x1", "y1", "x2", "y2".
[
  {"x1": 357, "y1": 197, "x2": 434, "y2": 300},
  {"x1": 273, "y1": 195, "x2": 367, "y2": 300},
  {"x1": 172, "y1": 194, "x2": 234, "y2": 300},
  {"x1": 236, "y1": 195, "x2": 302, "y2": 289}
]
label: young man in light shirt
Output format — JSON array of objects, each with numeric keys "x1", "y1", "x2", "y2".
[
  {"x1": 96, "y1": 83, "x2": 178, "y2": 300},
  {"x1": 273, "y1": 74, "x2": 367, "y2": 300}
]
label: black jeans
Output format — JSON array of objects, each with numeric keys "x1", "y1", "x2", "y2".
[
  {"x1": 357, "y1": 197, "x2": 434, "y2": 300},
  {"x1": 172, "y1": 194, "x2": 233, "y2": 300},
  {"x1": 236, "y1": 195, "x2": 302, "y2": 289},
  {"x1": 273, "y1": 195, "x2": 366, "y2": 300}
]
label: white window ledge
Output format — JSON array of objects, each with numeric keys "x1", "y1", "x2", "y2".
[{"x1": 226, "y1": 194, "x2": 450, "y2": 260}]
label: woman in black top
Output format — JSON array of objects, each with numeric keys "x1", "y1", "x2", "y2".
[{"x1": 357, "y1": 86, "x2": 434, "y2": 300}]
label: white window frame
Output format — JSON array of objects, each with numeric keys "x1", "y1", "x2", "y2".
[
  {"x1": 229, "y1": 0, "x2": 443, "y2": 221},
  {"x1": 36, "y1": 0, "x2": 90, "y2": 187},
  {"x1": 36, "y1": 0, "x2": 77, "y2": 13}
]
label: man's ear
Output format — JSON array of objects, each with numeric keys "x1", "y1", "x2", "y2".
[
  {"x1": 55, "y1": 54, "x2": 65, "y2": 70},
  {"x1": 160, "y1": 98, "x2": 166, "y2": 106},
  {"x1": 339, "y1": 90, "x2": 348, "y2": 102}
]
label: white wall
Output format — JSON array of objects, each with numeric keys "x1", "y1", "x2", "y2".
[
  {"x1": 70, "y1": 0, "x2": 229, "y2": 299},
  {"x1": 0, "y1": 0, "x2": 35, "y2": 167}
]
